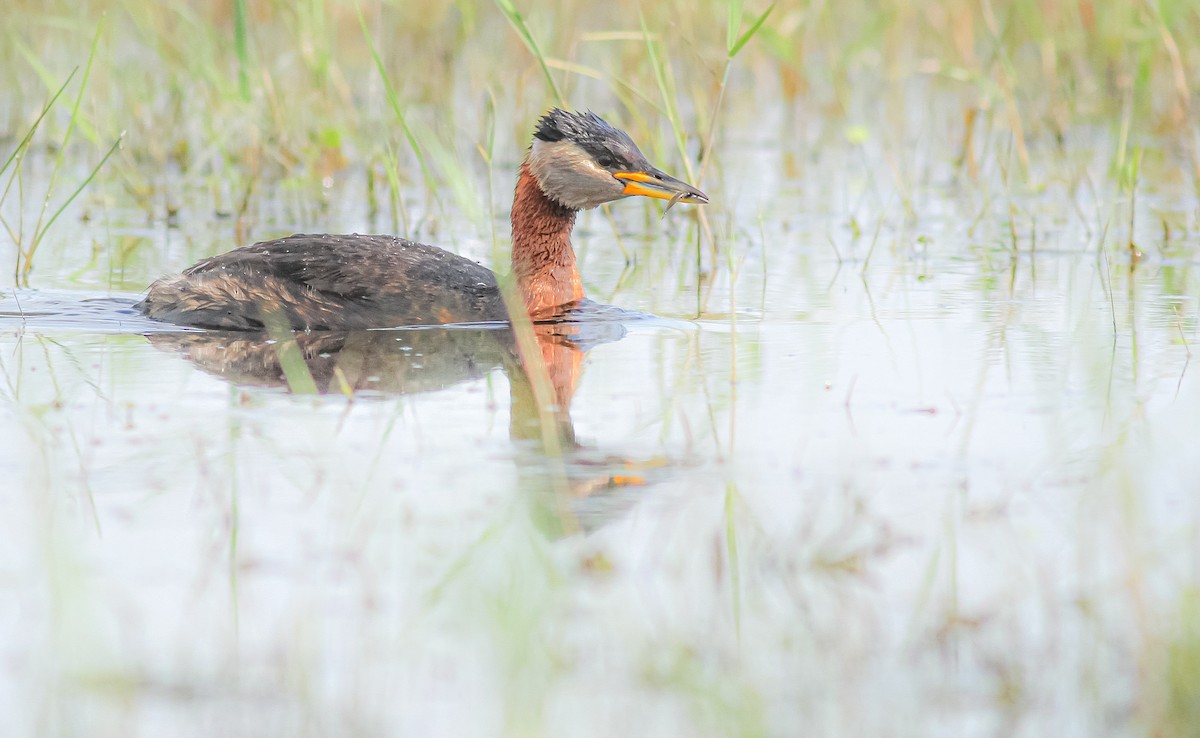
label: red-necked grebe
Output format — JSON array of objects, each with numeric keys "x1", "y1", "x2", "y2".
[{"x1": 136, "y1": 108, "x2": 708, "y2": 330}]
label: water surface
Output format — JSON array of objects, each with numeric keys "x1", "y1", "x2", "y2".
[{"x1": 3, "y1": 99, "x2": 1199, "y2": 737}]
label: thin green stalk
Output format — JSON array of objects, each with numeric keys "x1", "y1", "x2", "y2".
[
  {"x1": 638, "y1": 10, "x2": 692, "y2": 183},
  {"x1": 480, "y1": 91, "x2": 500, "y2": 259},
  {"x1": 0, "y1": 70, "x2": 77, "y2": 253},
  {"x1": 19, "y1": 133, "x2": 123, "y2": 285},
  {"x1": 356, "y1": 3, "x2": 441, "y2": 209},
  {"x1": 17, "y1": 20, "x2": 110, "y2": 285},
  {"x1": 639, "y1": 9, "x2": 715, "y2": 289},
  {"x1": 700, "y1": 2, "x2": 775, "y2": 185},
  {"x1": 494, "y1": 0, "x2": 565, "y2": 106},
  {"x1": 501, "y1": 279, "x2": 575, "y2": 528},
  {"x1": 0, "y1": 69, "x2": 76, "y2": 180},
  {"x1": 264, "y1": 311, "x2": 319, "y2": 394},
  {"x1": 381, "y1": 146, "x2": 411, "y2": 235},
  {"x1": 233, "y1": 0, "x2": 251, "y2": 101},
  {"x1": 725, "y1": 481, "x2": 742, "y2": 638},
  {"x1": 35, "y1": 41, "x2": 99, "y2": 202}
]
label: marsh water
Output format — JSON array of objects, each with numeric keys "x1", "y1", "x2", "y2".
[{"x1": 3, "y1": 101, "x2": 1200, "y2": 737}]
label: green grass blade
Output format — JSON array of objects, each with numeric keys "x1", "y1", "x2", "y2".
[
  {"x1": 724, "y1": 481, "x2": 742, "y2": 636},
  {"x1": 494, "y1": 0, "x2": 565, "y2": 106},
  {"x1": 638, "y1": 9, "x2": 693, "y2": 183},
  {"x1": 33, "y1": 15, "x2": 104, "y2": 237},
  {"x1": 726, "y1": 0, "x2": 743, "y2": 53},
  {"x1": 355, "y1": 3, "x2": 441, "y2": 206},
  {"x1": 263, "y1": 311, "x2": 319, "y2": 395},
  {"x1": 20, "y1": 133, "x2": 123, "y2": 283},
  {"x1": 233, "y1": 0, "x2": 251, "y2": 101},
  {"x1": 729, "y1": 3, "x2": 775, "y2": 57},
  {"x1": 0, "y1": 68, "x2": 76, "y2": 179}
]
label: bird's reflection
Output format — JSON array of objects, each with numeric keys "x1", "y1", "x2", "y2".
[{"x1": 147, "y1": 320, "x2": 661, "y2": 531}]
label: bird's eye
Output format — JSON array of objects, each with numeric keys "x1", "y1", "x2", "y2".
[{"x1": 597, "y1": 154, "x2": 615, "y2": 168}]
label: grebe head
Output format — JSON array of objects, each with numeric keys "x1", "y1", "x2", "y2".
[{"x1": 527, "y1": 108, "x2": 709, "y2": 211}]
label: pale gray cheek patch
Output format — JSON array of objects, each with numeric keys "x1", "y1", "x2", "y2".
[{"x1": 529, "y1": 140, "x2": 625, "y2": 210}]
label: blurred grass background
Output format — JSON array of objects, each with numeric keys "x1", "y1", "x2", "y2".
[{"x1": 2, "y1": 0, "x2": 1197, "y2": 222}]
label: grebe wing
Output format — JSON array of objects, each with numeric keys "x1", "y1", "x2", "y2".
[{"x1": 151, "y1": 234, "x2": 504, "y2": 329}]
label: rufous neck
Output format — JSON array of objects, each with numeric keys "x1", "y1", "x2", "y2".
[{"x1": 511, "y1": 162, "x2": 583, "y2": 318}]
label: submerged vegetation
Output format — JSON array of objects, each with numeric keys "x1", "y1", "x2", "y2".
[{"x1": 1, "y1": 1, "x2": 1200, "y2": 736}]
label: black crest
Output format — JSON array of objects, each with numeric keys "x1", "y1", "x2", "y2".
[{"x1": 532, "y1": 108, "x2": 644, "y2": 169}]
